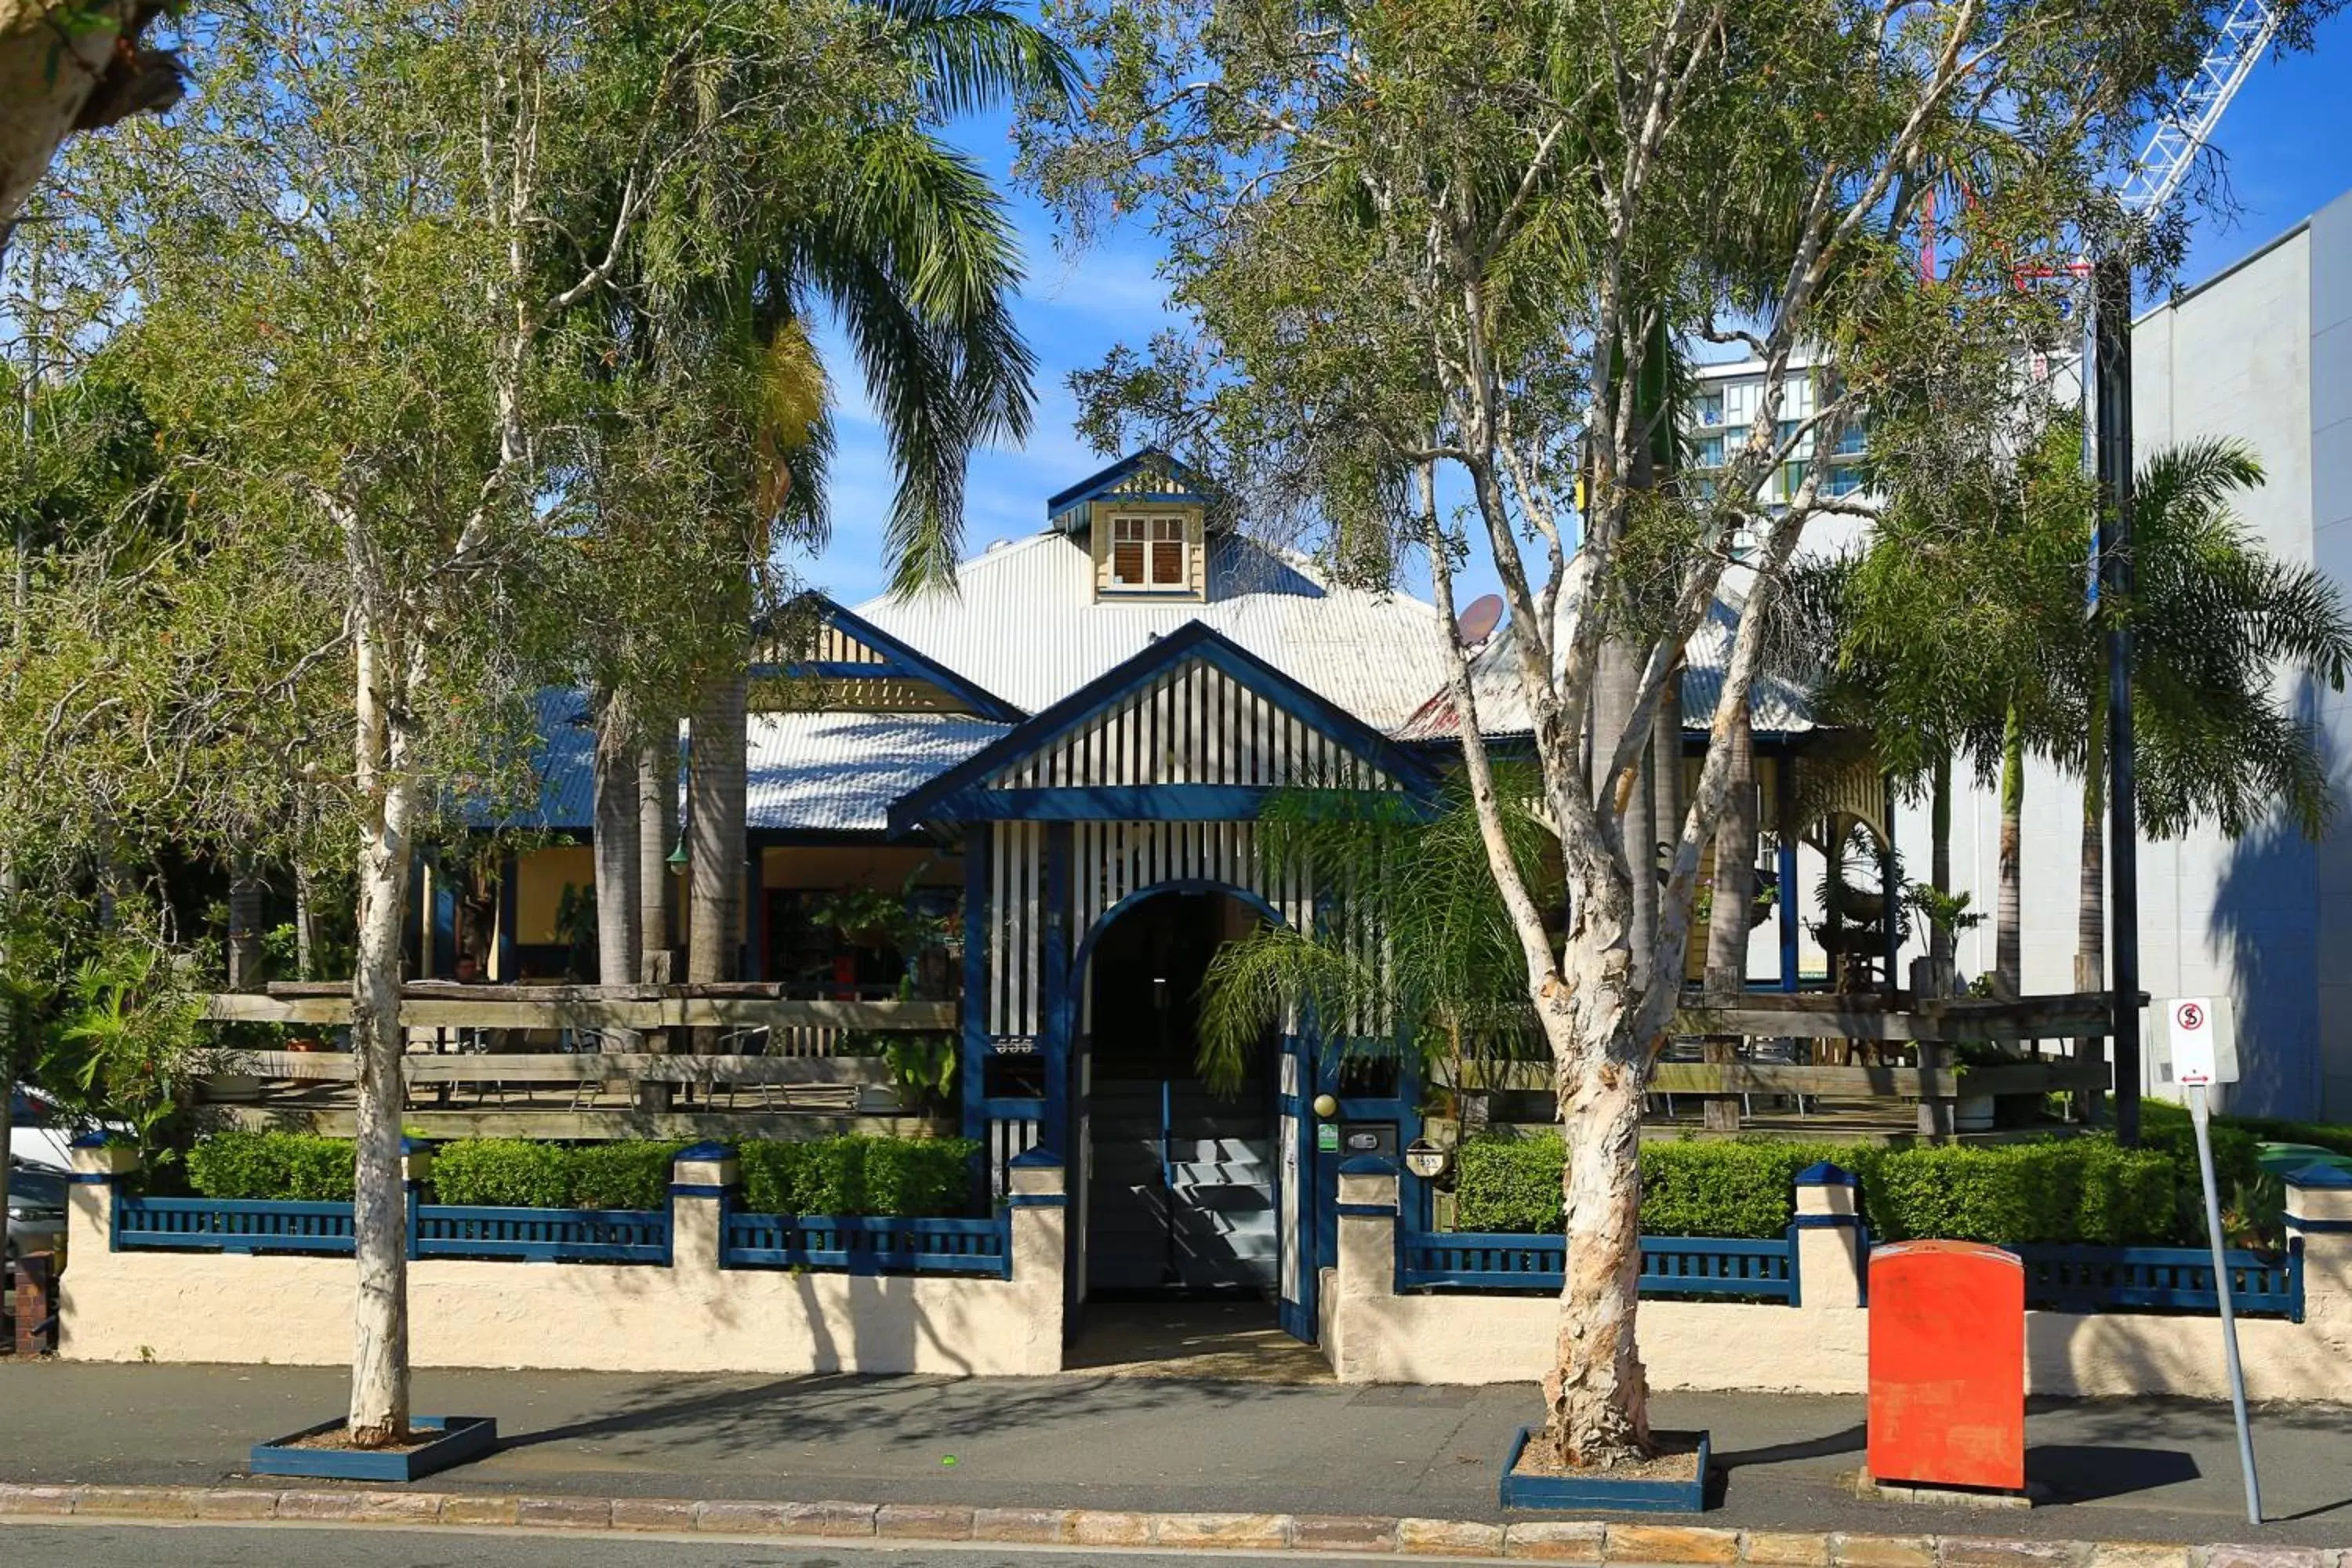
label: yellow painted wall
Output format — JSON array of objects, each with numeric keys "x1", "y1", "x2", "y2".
[
  {"x1": 760, "y1": 844, "x2": 962, "y2": 892},
  {"x1": 513, "y1": 845, "x2": 594, "y2": 948}
]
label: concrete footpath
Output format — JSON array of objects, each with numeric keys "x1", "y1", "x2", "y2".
[{"x1": 0, "y1": 1359, "x2": 2346, "y2": 1554}]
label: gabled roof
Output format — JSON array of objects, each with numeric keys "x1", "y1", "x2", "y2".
[
  {"x1": 762, "y1": 596, "x2": 1026, "y2": 723},
  {"x1": 1044, "y1": 448, "x2": 1208, "y2": 532},
  {"x1": 889, "y1": 620, "x2": 1444, "y2": 833},
  {"x1": 1394, "y1": 568, "x2": 1823, "y2": 742},
  {"x1": 482, "y1": 691, "x2": 1009, "y2": 837},
  {"x1": 852, "y1": 530, "x2": 1450, "y2": 733}
]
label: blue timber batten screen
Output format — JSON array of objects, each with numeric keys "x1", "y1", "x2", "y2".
[{"x1": 894, "y1": 622, "x2": 1438, "y2": 1346}]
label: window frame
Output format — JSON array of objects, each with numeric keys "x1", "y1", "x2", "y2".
[{"x1": 1105, "y1": 510, "x2": 1195, "y2": 594}]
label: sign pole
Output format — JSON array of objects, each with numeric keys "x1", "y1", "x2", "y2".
[{"x1": 2186, "y1": 1081, "x2": 2260, "y2": 1525}]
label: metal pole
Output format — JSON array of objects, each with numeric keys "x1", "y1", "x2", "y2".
[
  {"x1": 2187, "y1": 1083, "x2": 2262, "y2": 1525},
  {"x1": 2093, "y1": 256, "x2": 2142, "y2": 1146}
]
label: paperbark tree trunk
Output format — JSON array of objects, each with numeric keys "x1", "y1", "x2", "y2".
[
  {"x1": 637, "y1": 729, "x2": 676, "y2": 984},
  {"x1": 347, "y1": 627, "x2": 416, "y2": 1448},
  {"x1": 0, "y1": 1, "x2": 183, "y2": 242},
  {"x1": 1595, "y1": 641, "x2": 1653, "y2": 988},
  {"x1": 1540, "y1": 949, "x2": 1652, "y2": 1469},
  {"x1": 227, "y1": 853, "x2": 266, "y2": 991},
  {"x1": 686, "y1": 670, "x2": 747, "y2": 986},
  {"x1": 1994, "y1": 702, "x2": 2024, "y2": 1000},
  {"x1": 590, "y1": 702, "x2": 641, "y2": 991},
  {"x1": 1701, "y1": 702, "x2": 1754, "y2": 1131}
]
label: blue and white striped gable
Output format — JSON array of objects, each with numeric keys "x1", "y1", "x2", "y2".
[{"x1": 887, "y1": 620, "x2": 1439, "y2": 831}]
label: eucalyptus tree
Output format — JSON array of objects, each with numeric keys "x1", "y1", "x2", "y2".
[
  {"x1": 0, "y1": 2, "x2": 185, "y2": 242},
  {"x1": 1024, "y1": 0, "x2": 2318, "y2": 1468},
  {"x1": 71, "y1": 0, "x2": 993, "y2": 1449}
]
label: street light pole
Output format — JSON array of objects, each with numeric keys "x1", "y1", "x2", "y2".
[{"x1": 2093, "y1": 255, "x2": 2142, "y2": 1147}]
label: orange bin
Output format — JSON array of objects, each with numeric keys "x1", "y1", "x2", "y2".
[{"x1": 1867, "y1": 1240, "x2": 2025, "y2": 1492}]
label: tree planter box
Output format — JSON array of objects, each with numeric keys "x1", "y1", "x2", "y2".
[
  {"x1": 1499, "y1": 1426, "x2": 1710, "y2": 1513},
  {"x1": 249, "y1": 1415, "x2": 498, "y2": 1483}
]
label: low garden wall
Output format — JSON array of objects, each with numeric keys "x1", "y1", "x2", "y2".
[
  {"x1": 58, "y1": 1141, "x2": 1067, "y2": 1377},
  {"x1": 1324, "y1": 1157, "x2": 2352, "y2": 1399}
]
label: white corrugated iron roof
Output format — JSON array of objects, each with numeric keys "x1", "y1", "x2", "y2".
[
  {"x1": 1395, "y1": 570, "x2": 1819, "y2": 742},
  {"x1": 851, "y1": 531, "x2": 1454, "y2": 734},
  {"x1": 499, "y1": 694, "x2": 1006, "y2": 834},
  {"x1": 746, "y1": 710, "x2": 1011, "y2": 833}
]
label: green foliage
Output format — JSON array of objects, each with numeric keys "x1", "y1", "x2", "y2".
[
  {"x1": 185, "y1": 1132, "x2": 355, "y2": 1202},
  {"x1": 564, "y1": 1140, "x2": 689, "y2": 1210},
  {"x1": 429, "y1": 1139, "x2": 574, "y2": 1209},
  {"x1": 1454, "y1": 1134, "x2": 2175, "y2": 1246},
  {"x1": 1199, "y1": 766, "x2": 1559, "y2": 1094},
  {"x1": 738, "y1": 1136, "x2": 978, "y2": 1218}
]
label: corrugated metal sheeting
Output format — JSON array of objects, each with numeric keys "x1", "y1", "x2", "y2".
[
  {"x1": 852, "y1": 532, "x2": 1454, "y2": 735},
  {"x1": 745, "y1": 711, "x2": 1011, "y2": 833},
  {"x1": 1394, "y1": 568, "x2": 1818, "y2": 742},
  {"x1": 499, "y1": 696, "x2": 1007, "y2": 835}
]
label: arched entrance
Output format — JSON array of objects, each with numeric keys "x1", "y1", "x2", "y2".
[{"x1": 1073, "y1": 884, "x2": 1283, "y2": 1301}]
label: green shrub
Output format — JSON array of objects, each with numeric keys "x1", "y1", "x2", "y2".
[
  {"x1": 567, "y1": 1141, "x2": 686, "y2": 1210},
  {"x1": 738, "y1": 1135, "x2": 978, "y2": 1217},
  {"x1": 186, "y1": 1132, "x2": 354, "y2": 1202},
  {"x1": 430, "y1": 1138, "x2": 572, "y2": 1208},
  {"x1": 1452, "y1": 1132, "x2": 1564, "y2": 1232},
  {"x1": 1451, "y1": 1132, "x2": 2176, "y2": 1246}
]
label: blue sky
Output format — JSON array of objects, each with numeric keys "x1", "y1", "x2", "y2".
[{"x1": 798, "y1": 12, "x2": 2352, "y2": 611}]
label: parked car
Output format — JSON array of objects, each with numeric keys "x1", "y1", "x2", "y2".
[
  {"x1": 9, "y1": 1083, "x2": 74, "y2": 1173},
  {"x1": 5, "y1": 1156, "x2": 68, "y2": 1290}
]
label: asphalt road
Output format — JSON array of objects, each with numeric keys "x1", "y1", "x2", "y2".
[{"x1": 6, "y1": 1522, "x2": 1328, "y2": 1567}]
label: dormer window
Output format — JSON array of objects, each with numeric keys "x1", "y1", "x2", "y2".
[{"x1": 1109, "y1": 514, "x2": 1189, "y2": 590}]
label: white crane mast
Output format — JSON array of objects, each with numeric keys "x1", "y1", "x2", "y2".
[{"x1": 2115, "y1": 0, "x2": 2279, "y2": 216}]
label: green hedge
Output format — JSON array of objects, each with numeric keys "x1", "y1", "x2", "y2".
[
  {"x1": 185, "y1": 1131, "x2": 355, "y2": 1202},
  {"x1": 738, "y1": 1135, "x2": 978, "y2": 1218},
  {"x1": 1452, "y1": 1133, "x2": 2176, "y2": 1245}
]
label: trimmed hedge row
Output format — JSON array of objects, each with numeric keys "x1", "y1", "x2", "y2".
[
  {"x1": 182, "y1": 1131, "x2": 978, "y2": 1217},
  {"x1": 738, "y1": 1135, "x2": 979, "y2": 1218},
  {"x1": 1453, "y1": 1133, "x2": 2179, "y2": 1246}
]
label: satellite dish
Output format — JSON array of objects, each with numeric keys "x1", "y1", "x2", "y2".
[{"x1": 1457, "y1": 593, "x2": 1504, "y2": 647}]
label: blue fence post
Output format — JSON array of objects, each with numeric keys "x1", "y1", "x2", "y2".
[
  {"x1": 1791, "y1": 1162, "x2": 1864, "y2": 1311},
  {"x1": 401, "y1": 1138, "x2": 434, "y2": 1262},
  {"x1": 673, "y1": 1142, "x2": 739, "y2": 1275}
]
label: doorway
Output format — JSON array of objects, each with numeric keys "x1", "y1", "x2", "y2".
[{"x1": 1079, "y1": 889, "x2": 1279, "y2": 1298}]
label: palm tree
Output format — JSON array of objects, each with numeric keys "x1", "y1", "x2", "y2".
[
  {"x1": 574, "y1": 0, "x2": 1076, "y2": 988},
  {"x1": 1198, "y1": 769, "x2": 1564, "y2": 1103},
  {"x1": 2072, "y1": 440, "x2": 2352, "y2": 997}
]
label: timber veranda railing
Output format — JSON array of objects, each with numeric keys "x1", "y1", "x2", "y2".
[
  {"x1": 1442, "y1": 989, "x2": 2123, "y2": 1122},
  {"x1": 194, "y1": 982, "x2": 958, "y2": 1138}
]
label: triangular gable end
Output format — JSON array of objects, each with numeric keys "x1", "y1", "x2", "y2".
[
  {"x1": 753, "y1": 597, "x2": 1025, "y2": 723},
  {"x1": 1045, "y1": 448, "x2": 1207, "y2": 535},
  {"x1": 889, "y1": 621, "x2": 1439, "y2": 830}
]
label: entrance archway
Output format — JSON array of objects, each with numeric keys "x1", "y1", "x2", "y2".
[{"x1": 1073, "y1": 884, "x2": 1282, "y2": 1301}]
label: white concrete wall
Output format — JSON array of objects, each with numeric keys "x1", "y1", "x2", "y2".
[
  {"x1": 1327, "y1": 1169, "x2": 2352, "y2": 1401},
  {"x1": 1886, "y1": 217, "x2": 2343, "y2": 1118},
  {"x1": 59, "y1": 1156, "x2": 1068, "y2": 1378}
]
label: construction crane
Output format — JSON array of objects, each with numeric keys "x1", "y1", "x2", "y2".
[{"x1": 2116, "y1": 0, "x2": 2279, "y2": 217}]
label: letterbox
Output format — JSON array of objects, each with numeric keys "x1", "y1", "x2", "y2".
[{"x1": 1867, "y1": 1240, "x2": 2025, "y2": 1493}]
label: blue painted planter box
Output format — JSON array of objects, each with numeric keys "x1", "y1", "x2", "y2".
[
  {"x1": 1499, "y1": 1426, "x2": 1711, "y2": 1513},
  {"x1": 249, "y1": 1415, "x2": 498, "y2": 1483}
]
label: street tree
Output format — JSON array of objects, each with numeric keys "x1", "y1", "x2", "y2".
[
  {"x1": 0, "y1": 2, "x2": 186, "y2": 243},
  {"x1": 1022, "y1": 0, "x2": 2326, "y2": 1468}
]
